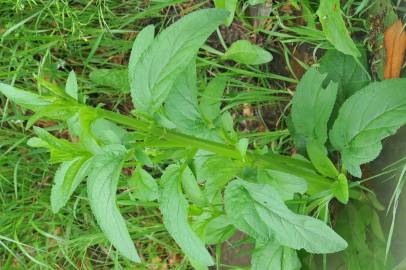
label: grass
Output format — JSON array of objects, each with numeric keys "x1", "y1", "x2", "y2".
[{"x1": 0, "y1": 0, "x2": 405, "y2": 269}]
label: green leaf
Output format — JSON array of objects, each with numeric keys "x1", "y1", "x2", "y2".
[
  {"x1": 0, "y1": 83, "x2": 52, "y2": 110},
  {"x1": 134, "y1": 146, "x2": 153, "y2": 167},
  {"x1": 164, "y1": 61, "x2": 201, "y2": 131},
  {"x1": 247, "y1": 0, "x2": 267, "y2": 5},
  {"x1": 199, "y1": 76, "x2": 226, "y2": 123},
  {"x1": 224, "y1": 179, "x2": 348, "y2": 253},
  {"x1": 330, "y1": 80, "x2": 406, "y2": 177},
  {"x1": 220, "y1": 111, "x2": 238, "y2": 142},
  {"x1": 306, "y1": 140, "x2": 338, "y2": 178},
  {"x1": 87, "y1": 145, "x2": 141, "y2": 262},
  {"x1": 214, "y1": 0, "x2": 237, "y2": 26},
  {"x1": 66, "y1": 71, "x2": 78, "y2": 100},
  {"x1": 336, "y1": 203, "x2": 388, "y2": 270},
  {"x1": 181, "y1": 166, "x2": 207, "y2": 206},
  {"x1": 51, "y1": 157, "x2": 91, "y2": 213},
  {"x1": 236, "y1": 138, "x2": 249, "y2": 158},
  {"x1": 317, "y1": 0, "x2": 360, "y2": 57},
  {"x1": 89, "y1": 69, "x2": 130, "y2": 92},
  {"x1": 200, "y1": 156, "x2": 240, "y2": 202},
  {"x1": 128, "y1": 25, "x2": 155, "y2": 86},
  {"x1": 333, "y1": 173, "x2": 349, "y2": 204},
  {"x1": 159, "y1": 164, "x2": 214, "y2": 266},
  {"x1": 291, "y1": 67, "x2": 338, "y2": 149},
  {"x1": 319, "y1": 49, "x2": 370, "y2": 105},
  {"x1": 91, "y1": 118, "x2": 128, "y2": 145},
  {"x1": 33, "y1": 126, "x2": 88, "y2": 163},
  {"x1": 222, "y1": 40, "x2": 273, "y2": 65},
  {"x1": 251, "y1": 240, "x2": 301, "y2": 270},
  {"x1": 257, "y1": 169, "x2": 307, "y2": 200},
  {"x1": 131, "y1": 9, "x2": 227, "y2": 115},
  {"x1": 129, "y1": 167, "x2": 158, "y2": 202},
  {"x1": 202, "y1": 215, "x2": 235, "y2": 245}
]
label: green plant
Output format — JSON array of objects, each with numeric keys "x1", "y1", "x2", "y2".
[{"x1": 1, "y1": 7, "x2": 405, "y2": 270}]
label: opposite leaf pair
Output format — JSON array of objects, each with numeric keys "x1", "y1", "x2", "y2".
[{"x1": 290, "y1": 52, "x2": 406, "y2": 178}]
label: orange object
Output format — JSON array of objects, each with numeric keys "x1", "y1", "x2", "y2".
[{"x1": 384, "y1": 20, "x2": 406, "y2": 79}]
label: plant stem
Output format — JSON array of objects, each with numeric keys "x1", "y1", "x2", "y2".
[{"x1": 96, "y1": 106, "x2": 334, "y2": 194}]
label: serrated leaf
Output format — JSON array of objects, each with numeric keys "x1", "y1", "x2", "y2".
[
  {"x1": 257, "y1": 169, "x2": 307, "y2": 200},
  {"x1": 66, "y1": 71, "x2": 78, "y2": 100},
  {"x1": 200, "y1": 156, "x2": 240, "y2": 202},
  {"x1": 159, "y1": 164, "x2": 214, "y2": 266},
  {"x1": 131, "y1": 9, "x2": 227, "y2": 115},
  {"x1": 317, "y1": 0, "x2": 360, "y2": 57},
  {"x1": 330, "y1": 79, "x2": 406, "y2": 177},
  {"x1": 164, "y1": 61, "x2": 200, "y2": 130},
  {"x1": 319, "y1": 49, "x2": 370, "y2": 105},
  {"x1": 222, "y1": 40, "x2": 273, "y2": 65},
  {"x1": 199, "y1": 76, "x2": 226, "y2": 123},
  {"x1": 51, "y1": 157, "x2": 91, "y2": 213},
  {"x1": 224, "y1": 179, "x2": 348, "y2": 253},
  {"x1": 89, "y1": 69, "x2": 130, "y2": 92},
  {"x1": 87, "y1": 145, "x2": 140, "y2": 262},
  {"x1": 291, "y1": 68, "x2": 338, "y2": 149},
  {"x1": 129, "y1": 167, "x2": 158, "y2": 202},
  {"x1": 0, "y1": 83, "x2": 52, "y2": 110},
  {"x1": 306, "y1": 140, "x2": 338, "y2": 178},
  {"x1": 252, "y1": 240, "x2": 301, "y2": 270},
  {"x1": 128, "y1": 25, "x2": 155, "y2": 86}
]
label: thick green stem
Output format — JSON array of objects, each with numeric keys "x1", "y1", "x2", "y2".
[{"x1": 96, "y1": 107, "x2": 334, "y2": 194}]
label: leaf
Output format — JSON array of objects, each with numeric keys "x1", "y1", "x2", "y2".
[
  {"x1": 66, "y1": 71, "x2": 78, "y2": 100},
  {"x1": 332, "y1": 173, "x2": 349, "y2": 204},
  {"x1": 199, "y1": 76, "x2": 227, "y2": 123},
  {"x1": 87, "y1": 144, "x2": 141, "y2": 262},
  {"x1": 134, "y1": 146, "x2": 153, "y2": 167},
  {"x1": 51, "y1": 157, "x2": 91, "y2": 213},
  {"x1": 91, "y1": 118, "x2": 128, "y2": 145},
  {"x1": 291, "y1": 67, "x2": 338, "y2": 149},
  {"x1": 329, "y1": 79, "x2": 406, "y2": 177},
  {"x1": 224, "y1": 179, "x2": 348, "y2": 253},
  {"x1": 306, "y1": 140, "x2": 338, "y2": 178},
  {"x1": 199, "y1": 156, "x2": 240, "y2": 202},
  {"x1": 129, "y1": 167, "x2": 158, "y2": 202},
  {"x1": 236, "y1": 138, "x2": 249, "y2": 158},
  {"x1": 33, "y1": 126, "x2": 88, "y2": 163},
  {"x1": 159, "y1": 164, "x2": 214, "y2": 266},
  {"x1": 336, "y1": 203, "x2": 388, "y2": 270},
  {"x1": 181, "y1": 166, "x2": 207, "y2": 206},
  {"x1": 203, "y1": 215, "x2": 235, "y2": 245},
  {"x1": 128, "y1": 25, "x2": 155, "y2": 86},
  {"x1": 222, "y1": 40, "x2": 273, "y2": 65},
  {"x1": 0, "y1": 83, "x2": 52, "y2": 110},
  {"x1": 319, "y1": 49, "x2": 370, "y2": 105},
  {"x1": 247, "y1": 0, "x2": 267, "y2": 5},
  {"x1": 89, "y1": 69, "x2": 130, "y2": 92},
  {"x1": 163, "y1": 61, "x2": 201, "y2": 131},
  {"x1": 251, "y1": 240, "x2": 301, "y2": 270},
  {"x1": 317, "y1": 0, "x2": 360, "y2": 57},
  {"x1": 131, "y1": 9, "x2": 228, "y2": 115},
  {"x1": 257, "y1": 169, "x2": 307, "y2": 200},
  {"x1": 214, "y1": 0, "x2": 238, "y2": 26}
]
